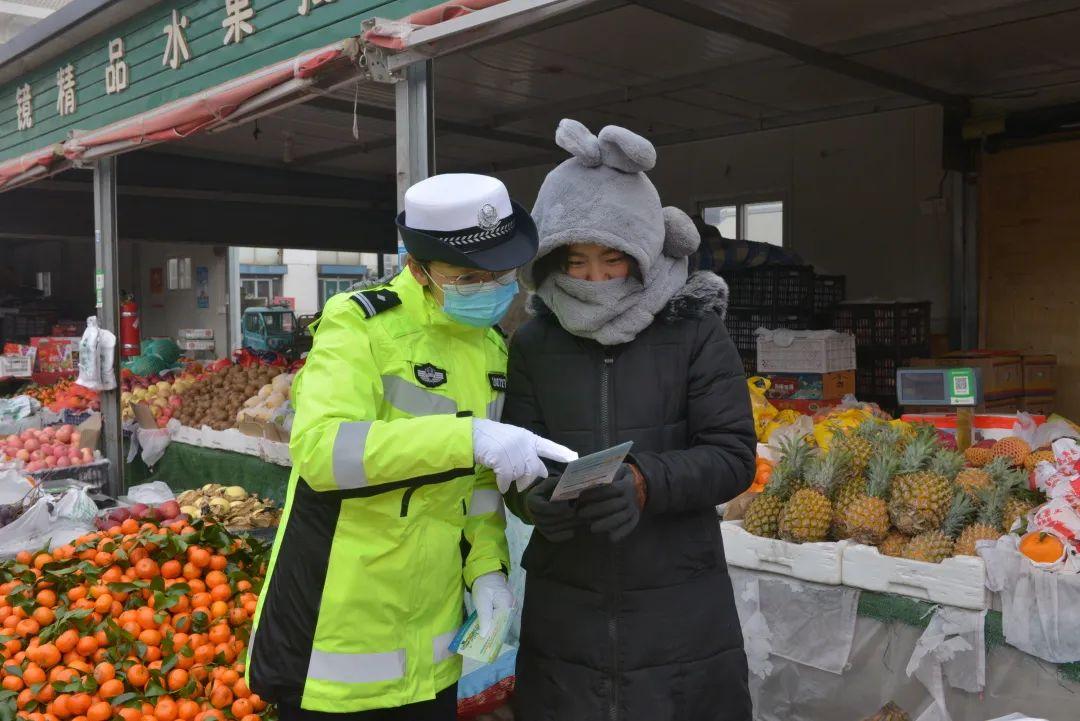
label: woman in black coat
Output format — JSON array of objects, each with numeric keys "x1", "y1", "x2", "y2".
[{"x1": 503, "y1": 120, "x2": 756, "y2": 721}]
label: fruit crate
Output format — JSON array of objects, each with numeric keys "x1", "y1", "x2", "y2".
[
  {"x1": 28, "y1": 459, "x2": 110, "y2": 490},
  {"x1": 740, "y1": 353, "x2": 757, "y2": 377},
  {"x1": 813, "y1": 275, "x2": 846, "y2": 314},
  {"x1": 725, "y1": 307, "x2": 813, "y2": 356},
  {"x1": 832, "y1": 301, "x2": 931, "y2": 351},
  {"x1": 720, "y1": 520, "x2": 845, "y2": 584},
  {"x1": 841, "y1": 543, "x2": 988, "y2": 610},
  {"x1": 725, "y1": 266, "x2": 814, "y2": 310},
  {"x1": 756, "y1": 331, "x2": 856, "y2": 374}
]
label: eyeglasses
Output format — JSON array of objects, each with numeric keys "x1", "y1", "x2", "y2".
[{"x1": 423, "y1": 267, "x2": 517, "y2": 296}]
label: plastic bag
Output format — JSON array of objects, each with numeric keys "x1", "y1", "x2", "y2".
[
  {"x1": 125, "y1": 481, "x2": 175, "y2": 505},
  {"x1": 135, "y1": 427, "x2": 171, "y2": 467},
  {"x1": 77, "y1": 317, "x2": 101, "y2": 390},
  {"x1": 747, "y1": 377, "x2": 778, "y2": 441},
  {"x1": 96, "y1": 327, "x2": 117, "y2": 391}
]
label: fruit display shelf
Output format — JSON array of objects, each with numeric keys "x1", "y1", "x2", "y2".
[{"x1": 721, "y1": 520, "x2": 846, "y2": 585}]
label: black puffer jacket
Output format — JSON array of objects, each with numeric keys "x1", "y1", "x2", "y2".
[{"x1": 503, "y1": 272, "x2": 756, "y2": 721}]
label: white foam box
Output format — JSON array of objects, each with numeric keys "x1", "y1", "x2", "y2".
[
  {"x1": 258, "y1": 438, "x2": 292, "y2": 467},
  {"x1": 841, "y1": 543, "x2": 988, "y2": 610},
  {"x1": 721, "y1": 520, "x2": 845, "y2": 585}
]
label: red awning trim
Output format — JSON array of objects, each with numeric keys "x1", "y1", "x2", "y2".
[
  {"x1": 0, "y1": 42, "x2": 348, "y2": 190},
  {"x1": 364, "y1": 0, "x2": 509, "y2": 49},
  {"x1": 0, "y1": 145, "x2": 61, "y2": 188}
]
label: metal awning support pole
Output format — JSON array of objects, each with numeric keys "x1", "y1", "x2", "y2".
[
  {"x1": 393, "y1": 59, "x2": 434, "y2": 272},
  {"x1": 227, "y1": 247, "x2": 242, "y2": 354},
  {"x1": 93, "y1": 157, "x2": 124, "y2": 496}
]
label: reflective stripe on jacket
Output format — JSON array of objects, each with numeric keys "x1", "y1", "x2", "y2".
[{"x1": 248, "y1": 270, "x2": 510, "y2": 712}]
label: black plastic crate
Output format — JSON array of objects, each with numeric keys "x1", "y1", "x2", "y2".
[
  {"x1": 854, "y1": 352, "x2": 927, "y2": 400},
  {"x1": 832, "y1": 301, "x2": 931, "y2": 351},
  {"x1": 740, "y1": 353, "x2": 757, "y2": 377},
  {"x1": 813, "y1": 275, "x2": 846, "y2": 314},
  {"x1": 28, "y1": 459, "x2": 109, "y2": 489},
  {"x1": 725, "y1": 266, "x2": 814, "y2": 310},
  {"x1": 725, "y1": 307, "x2": 813, "y2": 356}
]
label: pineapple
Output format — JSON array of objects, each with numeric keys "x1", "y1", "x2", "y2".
[
  {"x1": 841, "y1": 451, "x2": 899, "y2": 546},
  {"x1": 953, "y1": 465, "x2": 1019, "y2": 556},
  {"x1": 902, "y1": 491, "x2": 975, "y2": 564},
  {"x1": 990, "y1": 436, "x2": 1031, "y2": 467},
  {"x1": 743, "y1": 440, "x2": 808, "y2": 538},
  {"x1": 1002, "y1": 492, "x2": 1040, "y2": 534},
  {"x1": 879, "y1": 531, "x2": 910, "y2": 558},
  {"x1": 955, "y1": 456, "x2": 1010, "y2": 503},
  {"x1": 778, "y1": 450, "x2": 848, "y2": 544},
  {"x1": 1024, "y1": 449, "x2": 1056, "y2": 473},
  {"x1": 861, "y1": 702, "x2": 912, "y2": 721},
  {"x1": 831, "y1": 420, "x2": 878, "y2": 477},
  {"x1": 889, "y1": 434, "x2": 960, "y2": 536}
]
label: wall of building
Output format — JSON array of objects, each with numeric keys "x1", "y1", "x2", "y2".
[
  {"x1": 130, "y1": 241, "x2": 229, "y2": 352},
  {"x1": 281, "y1": 249, "x2": 319, "y2": 315},
  {"x1": 496, "y1": 105, "x2": 952, "y2": 331}
]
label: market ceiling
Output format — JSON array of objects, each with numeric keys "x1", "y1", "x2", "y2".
[{"x1": 5, "y1": 0, "x2": 1080, "y2": 186}]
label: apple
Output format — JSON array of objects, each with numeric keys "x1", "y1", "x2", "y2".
[
  {"x1": 41, "y1": 428, "x2": 55, "y2": 441},
  {"x1": 9, "y1": 437, "x2": 22, "y2": 450},
  {"x1": 56, "y1": 429, "x2": 72, "y2": 444},
  {"x1": 15, "y1": 450, "x2": 29, "y2": 463},
  {"x1": 30, "y1": 450, "x2": 44, "y2": 462},
  {"x1": 143, "y1": 506, "x2": 160, "y2": 522},
  {"x1": 23, "y1": 439, "x2": 39, "y2": 452},
  {"x1": 81, "y1": 449, "x2": 94, "y2": 463},
  {"x1": 56, "y1": 457, "x2": 70, "y2": 468},
  {"x1": 70, "y1": 431, "x2": 81, "y2": 447},
  {"x1": 69, "y1": 454, "x2": 82, "y2": 466},
  {"x1": 158, "y1": 500, "x2": 181, "y2": 520},
  {"x1": 129, "y1": 503, "x2": 149, "y2": 520},
  {"x1": 44, "y1": 456, "x2": 57, "y2": 468},
  {"x1": 25, "y1": 461, "x2": 43, "y2": 472}
]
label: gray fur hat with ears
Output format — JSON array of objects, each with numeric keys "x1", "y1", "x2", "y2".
[{"x1": 521, "y1": 119, "x2": 700, "y2": 288}]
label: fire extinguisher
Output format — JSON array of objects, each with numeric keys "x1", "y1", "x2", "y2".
[{"x1": 120, "y1": 295, "x2": 141, "y2": 358}]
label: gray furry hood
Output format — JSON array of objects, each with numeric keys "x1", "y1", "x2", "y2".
[{"x1": 523, "y1": 119, "x2": 723, "y2": 344}]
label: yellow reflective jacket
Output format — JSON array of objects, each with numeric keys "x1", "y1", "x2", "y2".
[{"x1": 248, "y1": 270, "x2": 510, "y2": 712}]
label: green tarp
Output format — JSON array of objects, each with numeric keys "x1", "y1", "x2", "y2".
[{"x1": 125, "y1": 442, "x2": 290, "y2": 504}]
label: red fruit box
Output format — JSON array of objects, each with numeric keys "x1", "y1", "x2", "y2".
[
  {"x1": 30, "y1": 336, "x2": 81, "y2": 374},
  {"x1": 900, "y1": 413, "x2": 1046, "y2": 443}
]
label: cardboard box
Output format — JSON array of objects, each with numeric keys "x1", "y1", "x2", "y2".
[
  {"x1": 910, "y1": 353, "x2": 1023, "y2": 401},
  {"x1": 238, "y1": 419, "x2": 290, "y2": 443},
  {"x1": 769, "y1": 399, "x2": 842, "y2": 416},
  {"x1": 1022, "y1": 355, "x2": 1056, "y2": 395},
  {"x1": 177, "y1": 339, "x2": 215, "y2": 352},
  {"x1": 178, "y1": 329, "x2": 214, "y2": 340},
  {"x1": 30, "y1": 337, "x2": 81, "y2": 374},
  {"x1": 763, "y1": 371, "x2": 855, "y2": 400}
]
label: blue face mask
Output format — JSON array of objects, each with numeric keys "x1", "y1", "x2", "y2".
[{"x1": 426, "y1": 270, "x2": 519, "y2": 328}]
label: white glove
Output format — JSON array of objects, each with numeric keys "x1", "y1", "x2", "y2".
[
  {"x1": 472, "y1": 419, "x2": 578, "y2": 494},
  {"x1": 471, "y1": 572, "x2": 514, "y2": 637}
]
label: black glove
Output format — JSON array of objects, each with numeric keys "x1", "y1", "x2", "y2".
[
  {"x1": 525, "y1": 475, "x2": 579, "y2": 543},
  {"x1": 576, "y1": 464, "x2": 642, "y2": 542}
]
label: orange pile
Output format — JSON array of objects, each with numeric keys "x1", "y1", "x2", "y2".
[{"x1": 0, "y1": 520, "x2": 271, "y2": 721}]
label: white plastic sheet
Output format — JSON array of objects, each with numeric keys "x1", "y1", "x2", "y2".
[
  {"x1": 730, "y1": 568, "x2": 859, "y2": 674},
  {"x1": 136, "y1": 427, "x2": 172, "y2": 467},
  {"x1": 982, "y1": 534, "x2": 1080, "y2": 663},
  {"x1": 125, "y1": 481, "x2": 175, "y2": 505},
  {"x1": 907, "y1": 606, "x2": 986, "y2": 721}
]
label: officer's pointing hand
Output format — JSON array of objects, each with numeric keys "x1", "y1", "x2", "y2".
[{"x1": 472, "y1": 419, "x2": 578, "y2": 494}]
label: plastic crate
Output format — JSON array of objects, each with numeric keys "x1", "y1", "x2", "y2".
[
  {"x1": 756, "y1": 331, "x2": 856, "y2": 374},
  {"x1": 832, "y1": 301, "x2": 931, "y2": 351},
  {"x1": 740, "y1": 353, "x2": 757, "y2": 377},
  {"x1": 28, "y1": 459, "x2": 109, "y2": 490},
  {"x1": 725, "y1": 307, "x2": 812, "y2": 355},
  {"x1": 813, "y1": 275, "x2": 846, "y2": 314},
  {"x1": 725, "y1": 266, "x2": 814, "y2": 310}
]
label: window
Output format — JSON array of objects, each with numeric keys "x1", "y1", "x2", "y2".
[
  {"x1": 241, "y1": 277, "x2": 282, "y2": 304},
  {"x1": 167, "y1": 257, "x2": 192, "y2": 290},
  {"x1": 701, "y1": 198, "x2": 784, "y2": 246},
  {"x1": 319, "y1": 277, "x2": 357, "y2": 308},
  {"x1": 243, "y1": 312, "x2": 263, "y2": 334},
  {"x1": 262, "y1": 312, "x2": 296, "y2": 333}
]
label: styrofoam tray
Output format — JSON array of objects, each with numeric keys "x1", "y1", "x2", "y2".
[
  {"x1": 841, "y1": 542, "x2": 988, "y2": 610},
  {"x1": 721, "y1": 520, "x2": 845, "y2": 585}
]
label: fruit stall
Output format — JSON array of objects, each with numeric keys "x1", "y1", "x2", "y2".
[{"x1": 713, "y1": 372, "x2": 1080, "y2": 720}]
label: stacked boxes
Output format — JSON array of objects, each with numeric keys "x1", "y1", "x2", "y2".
[
  {"x1": 906, "y1": 352, "x2": 1056, "y2": 414},
  {"x1": 756, "y1": 330, "x2": 857, "y2": 415}
]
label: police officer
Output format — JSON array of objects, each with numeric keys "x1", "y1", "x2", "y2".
[{"x1": 249, "y1": 174, "x2": 576, "y2": 720}]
